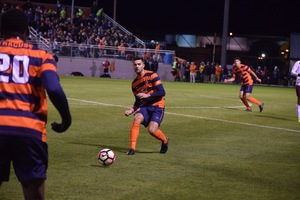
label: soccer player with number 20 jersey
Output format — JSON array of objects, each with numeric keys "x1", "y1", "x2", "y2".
[{"x1": 0, "y1": 9, "x2": 71, "y2": 200}]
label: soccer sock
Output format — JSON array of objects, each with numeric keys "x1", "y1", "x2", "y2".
[
  {"x1": 130, "y1": 122, "x2": 140, "y2": 150},
  {"x1": 297, "y1": 105, "x2": 300, "y2": 118},
  {"x1": 248, "y1": 97, "x2": 261, "y2": 106},
  {"x1": 151, "y1": 129, "x2": 168, "y2": 144},
  {"x1": 241, "y1": 98, "x2": 250, "y2": 108}
]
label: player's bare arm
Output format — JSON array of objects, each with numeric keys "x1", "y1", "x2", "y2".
[
  {"x1": 224, "y1": 77, "x2": 235, "y2": 83},
  {"x1": 250, "y1": 70, "x2": 261, "y2": 83}
]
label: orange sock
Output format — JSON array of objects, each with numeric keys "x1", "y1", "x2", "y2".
[
  {"x1": 241, "y1": 98, "x2": 250, "y2": 109},
  {"x1": 130, "y1": 122, "x2": 140, "y2": 150},
  {"x1": 151, "y1": 129, "x2": 168, "y2": 144},
  {"x1": 248, "y1": 97, "x2": 261, "y2": 106}
]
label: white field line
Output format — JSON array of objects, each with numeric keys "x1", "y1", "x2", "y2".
[{"x1": 68, "y1": 98, "x2": 300, "y2": 134}]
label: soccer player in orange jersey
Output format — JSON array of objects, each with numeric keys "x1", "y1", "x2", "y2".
[
  {"x1": 0, "y1": 9, "x2": 71, "y2": 199},
  {"x1": 224, "y1": 57, "x2": 264, "y2": 112},
  {"x1": 124, "y1": 56, "x2": 168, "y2": 155}
]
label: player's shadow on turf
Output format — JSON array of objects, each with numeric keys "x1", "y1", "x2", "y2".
[
  {"x1": 224, "y1": 107, "x2": 240, "y2": 111},
  {"x1": 71, "y1": 142, "x2": 160, "y2": 156},
  {"x1": 70, "y1": 142, "x2": 140, "y2": 154},
  {"x1": 255, "y1": 114, "x2": 292, "y2": 121}
]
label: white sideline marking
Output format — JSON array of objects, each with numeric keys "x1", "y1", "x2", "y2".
[{"x1": 68, "y1": 98, "x2": 300, "y2": 133}]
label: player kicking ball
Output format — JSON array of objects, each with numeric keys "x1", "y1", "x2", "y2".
[{"x1": 124, "y1": 56, "x2": 168, "y2": 155}]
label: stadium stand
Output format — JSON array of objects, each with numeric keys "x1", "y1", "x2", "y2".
[{"x1": 0, "y1": 1, "x2": 176, "y2": 81}]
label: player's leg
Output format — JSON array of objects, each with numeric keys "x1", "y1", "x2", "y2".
[
  {"x1": 148, "y1": 121, "x2": 168, "y2": 154},
  {"x1": 239, "y1": 88, "x2": 251, "y2": 111},
  {"x1": 147, "y1": 107, "x2": 168, "y2": 153},
  {"x1": 21, "y1": 179, "x2": 45, "y2": 200},
  {"x1": 244, "y1": 85, "x2": 264, "y2": 112},
  {"x1": 0, "y1": 136, "x2": 12, "y2": 189},
  {"x1": 13, "y1": 137, "x2": 48, "y2": 199},
  {"x1": 296, "y1": 86, "x2": 300, "y2": 122},
  {"x1": 126, "y1": 110, "x2": 145, "y2": 155}
]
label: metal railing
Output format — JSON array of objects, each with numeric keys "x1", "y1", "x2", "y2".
[
  {"x1": 52, "y1": 42, "x2": 175, "y2": 64},
  {"x1": 28, "y1": 27, "x2": 51, "y2": 52},
  {"x1": 102, "y1": 13, "x2": 145, "y2": 48}
]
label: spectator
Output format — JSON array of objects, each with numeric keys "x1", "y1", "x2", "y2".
[
  {"x1": 151, "y1": 59, "x2": 159, "y2": 73},
  {"x1": 118, "y1": 42, "x2": 126, "y2": 57},
  {"x1": 215, "y1": 63, "x2": 222, "y2": 83},
  {"x1": 262, "y1": 66, "x2": 269, "y2": 84},
  {"x1": 189, "y1": 61, "x2": 197, "y2": 83},
  {"x1": 210, "y1": 62, "x2": 216, "y2": 83},
  {"x1": 171, "y1": 58, "x2": 179, "y2": 81},
  {"x1": 203, "y1": 62, "x2": 210, "y2": 83},
  {"x1": 256, "y1": 66, "x2": 263, "y2": 84},
  {"x1": 222, "y1": 65, "x2": 229, "y2": 82},
  {"x1": 90, "y1": 1, "x2": 98, "y2": 17},
  {"x1": 199, "y1": 62, "x2": 205, "y2": 83},
  {"x1": 272, "y1": 66, "x2": 280, "y2": 85}
]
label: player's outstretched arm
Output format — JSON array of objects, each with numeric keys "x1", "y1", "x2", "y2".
[{"x1": 224, "y1": 77, "x2": 235, "y2": 83}]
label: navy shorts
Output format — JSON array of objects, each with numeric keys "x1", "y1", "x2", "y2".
[
  {"x1": 240, "y1": 84, "x2": 253, "y2": 93},
  {"x1": 0, "y1": 135, "x2": 48, "y2": 182},
  {"x1": 135, "y1": 106, "x2": 165, "y2": 127},
  {"x1": 296, "y1": 85, "x2": 300, "y2": 96}
]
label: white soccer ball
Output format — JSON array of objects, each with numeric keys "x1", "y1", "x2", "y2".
[{"x1": 98, "y1": 148, "x2": 116, "y2": 166}]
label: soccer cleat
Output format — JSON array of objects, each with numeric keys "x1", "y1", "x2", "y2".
[
  {"x1": 245, "y1": 108, "x2": 252, "y2": 112},
  {"x1": 126, "y1": 148, "x2": 135, "y2": 155},
  {"x1": 160, "y1": 137, "x2": 169, "y2": 154},
  {"x1": 259, "y1": 102, "x2": 264, "y2": 112}
]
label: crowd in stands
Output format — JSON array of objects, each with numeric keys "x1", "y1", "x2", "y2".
[{"x1": 0, "y1": 1, "x2": 164, "y2": 59}]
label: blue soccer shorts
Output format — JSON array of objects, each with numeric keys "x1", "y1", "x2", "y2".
[
  {"x1": 0, "y1": 135, "x2": 48, "y2": 182},
  {"x1": 240, "y1": 84, "x2": 253, "y2": 94},
  {"x1": 135, "y1": 106, "x2": 165, "y2": 127},
  {"x1": 296, "y1": 85, "x2": 300, "y2": 96}
]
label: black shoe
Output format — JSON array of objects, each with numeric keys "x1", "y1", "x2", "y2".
[
  {"x1": 126, "y1": 148, "x2": 135, "y2": 155},
  {"x1": 259, "y1": 102, "x2": 264, "y2": 112},
  {"x1": 245, "y1": 108, "x2": 252, "y2": 112},
  {"x1": 160, "y1": 137, "x2": 169, "y2": 154}
]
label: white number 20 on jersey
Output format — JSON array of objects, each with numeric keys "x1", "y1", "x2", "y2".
[{"x1": 0, "y1": 53, "x2": 30, "y2": 84}]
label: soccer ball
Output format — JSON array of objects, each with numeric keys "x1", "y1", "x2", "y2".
[{"x1": 98, "y1": 148, "x2": 116, "y2": 166}]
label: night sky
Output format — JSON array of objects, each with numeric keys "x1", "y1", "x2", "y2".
[{"x1": 26, "y1": 0, "x2": 300, "y2": 37}]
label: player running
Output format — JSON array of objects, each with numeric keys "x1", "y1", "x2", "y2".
[
  {"x1": 224, "y1": 57, "x2": 264, "y2": 112},
  {"x1": 124, "y1": 56, "x2": 168, "y2": 155}
]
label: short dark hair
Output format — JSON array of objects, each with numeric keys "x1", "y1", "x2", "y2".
[
  {"x1": 234, "y1": 57, "x2": 242, "y2": 62},
  {"x1": 0, "y1": 9, "x2": 28, "y2": 39},
  {"x1": 132, "y1": 56, "x2": 144, "y2": 63}
]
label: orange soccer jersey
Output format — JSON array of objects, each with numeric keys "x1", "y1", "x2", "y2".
[
  {"x1": 232, "y1": 64, "x2": 253, "y2": 85},
  {"x1": 131, "y1": 70, "x2": 165, "y2": 108},
  {"x1": 0, "y1": 38, "x2": 57, "y2": 142}
]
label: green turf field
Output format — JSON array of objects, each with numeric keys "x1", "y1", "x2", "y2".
[{"x1": 1, "y1": 77, "x2": 300, "y2": 200}]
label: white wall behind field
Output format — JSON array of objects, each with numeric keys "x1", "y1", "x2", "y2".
[{"x1": 56, "y1": 57, "x2": 175, "y2": 82}]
